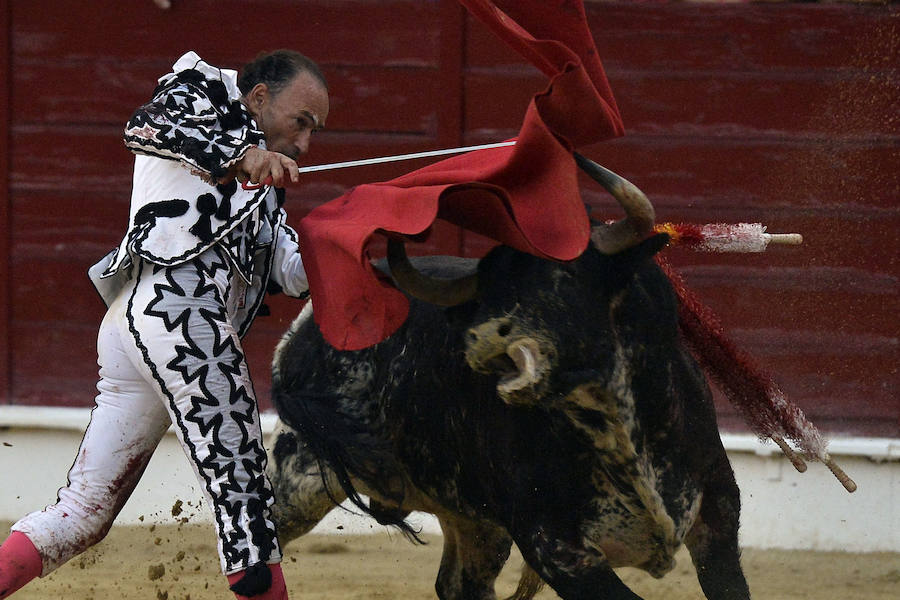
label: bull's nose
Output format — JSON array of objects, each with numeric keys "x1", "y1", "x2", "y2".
[
  {"x1": 467, "y1": 317, "x2": 512, "y2": 344},
  {"x1": 466, "y1": 317, "x2": 516, "y2": 374}
]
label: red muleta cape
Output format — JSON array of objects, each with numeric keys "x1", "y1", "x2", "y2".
[{"x1": 299, "y1": 0, "x2": 624, "y2": 350}]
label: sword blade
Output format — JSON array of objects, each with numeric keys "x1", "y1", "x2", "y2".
[{"x1": 295, "y1": 140, "x2": 517, "y2": 174}]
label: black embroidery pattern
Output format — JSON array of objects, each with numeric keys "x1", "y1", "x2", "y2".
[
  {"x1": 134, "y1": 199, "x2": 190, "y2": 227},
  {"x1": 215, "y1": 179, "x2": 237, "y2": 220},
  {"x1": 130, "y1": 249, "x2": 278, "y2": 571},
  {"x1": 189, "y1": 180, "x2": 239, "y2": 243},
  {"x1": 124, "y1": 71, "x2": 264, "y2": 179},
  {"x1": 221, "y1": 216, "x2": 256, "y2": 275},
  {"x1": 189, "y1": 193, "x2": 219, "y2": 243}
]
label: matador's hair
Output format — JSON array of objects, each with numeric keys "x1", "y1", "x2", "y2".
[{"x1": 238, "y1": 49, "x2": 328, "y2": 96}]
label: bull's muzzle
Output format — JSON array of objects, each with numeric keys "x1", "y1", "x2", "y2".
[{"x1": 465, "y1": 318, "x2": 554, "y2": 405}]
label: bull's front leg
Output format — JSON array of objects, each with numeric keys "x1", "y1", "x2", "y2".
[
  {"x1": 435, "y1": 515, "x2": 513, "y2": 600},
  {"x1": 683, "y1": 452, "x2": 751, "y2": 600},
  {"x1": 512, "y1": 525, "x2": 644, "y2": 600},
  {"x1": 266, "y1": 420, "x2": 346, "y2": 545}
]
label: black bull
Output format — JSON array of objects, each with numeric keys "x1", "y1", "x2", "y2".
[{"x1": 265, "y1": 232, "x2": 751, "y2": 600}]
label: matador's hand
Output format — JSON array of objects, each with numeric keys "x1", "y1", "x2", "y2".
[{"x1": 225, "y1": 147, "x2": 299, "y2": 188}]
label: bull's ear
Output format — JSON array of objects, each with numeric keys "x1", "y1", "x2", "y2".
[
  {"x1": 611, "y1": 232, "x2": 670, "y2": 266},
  {"x1": 640, "y1": 232, "x2": 670, "y2": 256}
]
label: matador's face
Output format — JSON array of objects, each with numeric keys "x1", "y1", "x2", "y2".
[{"x1": 251, "y1": 71, "x2": 329, "y2": 160}]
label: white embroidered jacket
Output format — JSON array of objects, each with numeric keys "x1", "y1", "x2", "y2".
[{"x1": 89, "y1": 51, "x2": 308, "y2": 335}]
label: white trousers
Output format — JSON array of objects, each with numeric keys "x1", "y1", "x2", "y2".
[{"x1": 13, "y1": 247, "x2": 281, "y2": 576}]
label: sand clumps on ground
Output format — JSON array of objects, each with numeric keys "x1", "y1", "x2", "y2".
[{"x1": 1, "y1": 521, "x2": 898, "y2": 600}]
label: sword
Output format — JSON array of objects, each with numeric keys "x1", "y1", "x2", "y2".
[{"x1": 241, "y1": 140, "x2": 517, "y2": 189}]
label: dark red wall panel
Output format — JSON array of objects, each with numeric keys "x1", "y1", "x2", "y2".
[
  {"x1": 0, "y1": 0, "x2": 11, "y2": 402},
  {"x1": 4, "y1": 1, "x2": 897, "y2": 437}
]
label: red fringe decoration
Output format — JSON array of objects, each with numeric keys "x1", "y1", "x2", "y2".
[
  {"x1": 655, "y1": 222, "x2": 705, "y2": 247},
  {"x1": 658, "y1": 257, "x2": 827, "y2": 460}
]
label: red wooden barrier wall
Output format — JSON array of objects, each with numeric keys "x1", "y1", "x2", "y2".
[
  {"x1": 2, "y1": 0, "x2": 897, "y2": 437},
  {"x1": 0, "y1": 0, "x2": 9, "y2": 404}
]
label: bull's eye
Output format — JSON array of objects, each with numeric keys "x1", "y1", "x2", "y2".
[{"x1": 498, "y1": 322, "x2": 512, "y2": 337}]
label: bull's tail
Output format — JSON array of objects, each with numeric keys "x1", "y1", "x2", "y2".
[
  {"x1": 504, "y1": 564, "x2": 545, "y2": 600},
  {"x1": 272, "y1": 387, "x2": 425, "y2": 543}
]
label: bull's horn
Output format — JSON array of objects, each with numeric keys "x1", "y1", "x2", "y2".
[
  {"x1": 387, "y1": 238, "x2": 479, "y2": 306},
  {"x1": 575, "y1": 153, "x2": 656, "y2": 255}
]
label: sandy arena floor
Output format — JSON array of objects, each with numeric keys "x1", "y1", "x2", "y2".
[{"x1": 3, "y1": 520, "x2": 898, "y2": 600}]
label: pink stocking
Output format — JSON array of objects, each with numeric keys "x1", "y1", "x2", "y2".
[
  {"x1": 0, "y1": 532, "x2": 42, "y2": 599},
  {"x1": 227, "y1": 562, "x2": 288, "y2": 600}
]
